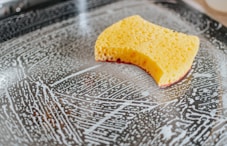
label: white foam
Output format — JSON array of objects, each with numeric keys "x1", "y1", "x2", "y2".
[{"x1": 193, "y1": 73, "x2": 212, "y2": 78}]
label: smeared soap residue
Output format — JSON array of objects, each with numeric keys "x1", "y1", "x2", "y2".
[
  {"x1": 218, "y1": 52, "x2": 227, "y2": 111},
  {"x1": 0, "y1": 0, "x2": 226, "y2": 145},
  {"x1": 193, "y1": 73, "x2": 212, "y2": 78},
  {"x1": 160, "y1": 125, "x2": 174, "y2": 141},
  {"x1": 141, "y1": 91, "x2": 150, "y2": 97}
]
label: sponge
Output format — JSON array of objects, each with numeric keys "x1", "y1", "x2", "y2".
[{"x1": 95, "y1": 15, "x2": 200, "y2": 87}]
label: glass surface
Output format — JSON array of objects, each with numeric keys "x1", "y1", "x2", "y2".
[
  {"x1": 0, "y1": 0, "x2": 62, "y2": 19},
  {"x1": 0, "y1": 0, "x2": 227, "y2": 145}
]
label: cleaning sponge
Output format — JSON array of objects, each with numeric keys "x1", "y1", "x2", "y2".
[{"x1": 95, "y1": 15, "x2": 200, "y2": 87}]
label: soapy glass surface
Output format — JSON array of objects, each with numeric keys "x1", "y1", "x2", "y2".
[{"x1": 0, "y1": 0, "x2": 226, "y2": 145}]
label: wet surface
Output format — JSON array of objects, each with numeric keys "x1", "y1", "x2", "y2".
[{"x1": 0, "y1": 0, "x2": 227, "y2": 145}]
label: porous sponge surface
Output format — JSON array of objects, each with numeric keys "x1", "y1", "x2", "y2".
[{"x1": 95, "y1": 15, "x2": 200, "y2": 87}]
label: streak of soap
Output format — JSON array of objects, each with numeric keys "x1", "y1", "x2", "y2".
[
  {"x1": 219, "y1": 51, "x2": 227, "y2": 110},
  {"x1": 160, "y1": 125, "x2": 174, "y2": 141},
  {"x1": 193, "y1": 73, "x2": 212, "y2": 78},
  {"x1": 77, "y1": 0, "x2": 90, "y2": 32},
  {"x1": 0, "y1": 68, "x2": 19, "y2": 94},
  {"x1": 0, "y1": 75, "x2": 6, "y2": 89},
  {"x1": 141, "y1": 91, "x2": 149, "y2": 96}
]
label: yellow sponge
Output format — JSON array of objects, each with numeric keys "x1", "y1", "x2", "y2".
[{"x1": 95, "y1": 15, "x2": 200, "y2": 87}]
